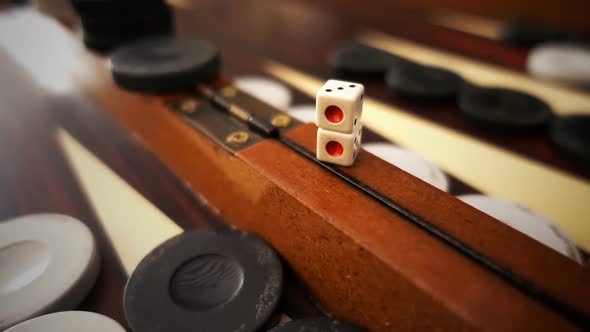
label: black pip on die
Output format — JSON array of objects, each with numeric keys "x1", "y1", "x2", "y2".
[{"x1": 316, "y1": 79, "x2": 364, "y2": 166}]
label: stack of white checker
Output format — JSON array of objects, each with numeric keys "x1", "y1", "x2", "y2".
[{"x1": 316, "y1": 80, "x2": 364, "y2": 166}]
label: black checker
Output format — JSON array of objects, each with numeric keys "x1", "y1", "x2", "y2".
[
  {"x1": 500, "y1": 20, "x2": 573, "y2": 47},
  {"x1": 80, "y1": 9, "x2": 172, "y2": 38},
  {"x1": 124, "y1": 228, "x2": 283, "y2": 332},
  {"x1": 550, "y1": 115, "x2": 590, "y2": 163},
  {"x1": 109, "y1": 37, "x2": 221, "y2": 94},
  {"x1": 269, "y1": 318, "x2": 365, "y2": 331},
  {"x1": 71, "y1": 0, "x2": 168, "y2": 17},
  {"x1": 331, "y1": 44, "x2": 408, "y2": 79},
  {"x1": 385, "y1": 63, "x2": 464, "y2": 100},
  {"x1": 458, "y1": 86, "x2": 554, "y2": 131},
  {"x1": 83, "y1": 26, "x2": 172, "y2": 54}
]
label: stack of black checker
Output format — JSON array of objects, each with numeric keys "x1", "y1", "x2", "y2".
[{"x1": 71, "y1": 0, "x2": 173, "y2": 53}]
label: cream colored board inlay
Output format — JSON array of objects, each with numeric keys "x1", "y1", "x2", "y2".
[
  {"x1": 56, "y1": 129, "x2": 182, "y2": 275},
  {"x1": 360, "y1": 30, "x2": 590, "y2": 116},
  {"x1": 427, "y1": 11, "x2": 501, "y2": 40},
  {"x1": 264, "y1": 61, "x2": 590, "y2": 251}
]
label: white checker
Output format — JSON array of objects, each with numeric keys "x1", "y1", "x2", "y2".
[
  {"x1": 235, "y1": 76, "x2": 293, "y2": 110},
  {"x1": 527, "y1": 43, "x2": 590, "y2": 86},
  {"x1": 0, "y1": 214, "x2": 100, "y2": 330},
  {"x1": 287, "y1": 104, "x2": 316, "y2": 124},
  {"x1": 363, "y1": 143, "x2": 450, "y2": 192},
  {"x1": 316, "y1": 79, "x2": 364, "y2": 133},
  {"x1": 0, "y1": 8, "x2": 77, "y2": 93},
  {"x1": 6, "y1": 311, "x2": 125, "y2": 332},
  {"x1": 458, "y1": 194, "x2": 582, "y2": 263}
]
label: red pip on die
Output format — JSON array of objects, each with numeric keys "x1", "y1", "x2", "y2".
[{"x1": 316, "y1": 79, "x2": 364, "y2": 166}]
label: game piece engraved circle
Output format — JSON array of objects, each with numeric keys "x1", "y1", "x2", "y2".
[
  {"x1": 269, "y1": 318, "x2": 365, "y2": 331},
  {"x1": 458, "y1": 195, "x2": 582, "y2": 263},
  {"x1": 363, "y1": 143, "x2": 450, "y2": 192},
  {"x1": 5, "y1": 311, "x2": 126, "y2": 332},
  {"x1": 325, "y1": 105, "x2": 344, "y2": 123},
  {"x1": 527, "y1": 43, "x2": 590, "y2": 86},
  {"x1": 0, "y1": 240, "x2": 51, "y2": 295},
  {"x1": 0, "y1": 214, "x2": 100, "y2": 330},
  {"x1": 458, "y1": 86, "x2": 554, "y2": 131},
  {"x1": 326, "y1": 141, "x2": 344, "y2": 157},
  {"x1": 235, "y1": 76, "x2": 293, "y2": 110},
  {"x1": 550, "y1": 115, "x2": 590, "y2": 164},
  {"x1": 169, "y1": 254, "x2": 244, "y2": 310},
  {"x1": 124, "y1": 228, "x2": 283, "y2": 332},
  {"x1": 385, "y1": 63, "x2": 464, "y2": 100},
  {"x1": 109, "y1": 37, "x2": 221, "y2": 94}
]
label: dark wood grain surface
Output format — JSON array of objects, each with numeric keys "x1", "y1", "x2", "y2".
[{"x1": 394, "y1": 0, "x2": 590, "y2": 34}]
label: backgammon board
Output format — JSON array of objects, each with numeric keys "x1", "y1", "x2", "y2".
[{"x1": 1, "y1": 1, "x2": 589, "y2": 331}]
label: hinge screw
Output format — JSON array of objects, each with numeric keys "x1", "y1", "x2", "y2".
[
  {"x1": 179, "y1": 98, "x2": 199, "y2": 114},
  {"x1": 226, "y1": 131, "x2": 249, "y2": 144},
  {"x1": 271, "y1": 114, "x2": 291, "y2": 128},
  {"x1": 221, "y1": 86, "x2": 237, "y2": 98}
]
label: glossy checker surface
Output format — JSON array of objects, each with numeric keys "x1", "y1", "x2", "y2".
[{"x1": 0, "y1": 215, "x2": 99, "y2": 330}]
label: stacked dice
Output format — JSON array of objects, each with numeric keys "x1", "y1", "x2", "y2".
[{"x1": 316, "y1": 79, "x2": 364, "y2": 166}]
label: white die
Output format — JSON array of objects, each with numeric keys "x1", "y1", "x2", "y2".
[
  {"x1": 316, "y1": 125, "x2": 363, "y2": 166},
  {"x1": 316, "y1": 79, "x2": 364, "y2": 134}
]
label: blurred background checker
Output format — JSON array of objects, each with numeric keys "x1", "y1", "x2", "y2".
[
  {"x1": 527, "y1": 43, "x2": 590, "y2": 87},
  {"x1": 458, "y1": 195, "x2": 582, "y2": 263},
  {"x1": 550, "y1": 115, "x2": 590, "y2": 164},
  {"x1": 109, "y1": 37, "x2": 221, "y2": 94},
  {"x1": 288, "y1": 104, "x2": 317, "y2": 124},
  {"x1": 235, "y1": 76, "x2": 293, "y2": 110},
  {"x1": 269, "y1": 318, "x2": 365, "y2": 331},
  {"x1": 385, "y1": 63, "x2": 464, "y2": 100},
  {"x1": 0, "y1": 214, "x2": 100, "y2": 330},
  {"x1": 331, "y1": 44, "x2": 407, "y2": 79},
  {"x1": 124, "y1": 228, "x2": 283, "y2": 332},
  {"x1": 363, "y1": 143, "x2": 450, "y2": 192},
  {"x1": 458, "y1": 86, "x2": 554, "y2": 131},
  {"x1": 5, "y1": 311, "x2": 125, "y2": 332},
  {"x1": 500, "y1": 20, "x2": 564, "y2": 47},
  {"x1": 72, "y1": 0, "x2": 172, "y2": 53},
  {"x1": 499, "y1": 20, "x2": 587, "y2": 47}
]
